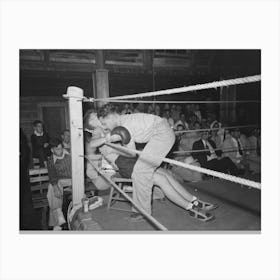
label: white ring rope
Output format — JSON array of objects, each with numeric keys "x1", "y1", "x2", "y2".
[
  {"x1": 105, "y1": 143, "x2": 261, "y2": 190},
  {"x1": 83, "y1": 98, "x2": 260, "y2": 104},
  {"x1": 84, "y1": 155, "x2": 168, "y2": 231},
  {"x1": 174, "y1": 125, "x2": 258, "y2": 134},
  {"x1": 88, "y1": 75, "x2": 260, "y2": 101},
  {"x1": 172, "y1": 147, "x2": 259, "y2": 155}
]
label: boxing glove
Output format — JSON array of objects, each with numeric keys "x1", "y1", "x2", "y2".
[{"x1": 111, "y1": 126, "x2": 131, "y2": 145}]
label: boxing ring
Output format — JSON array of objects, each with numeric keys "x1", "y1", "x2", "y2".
[{"x1": 63, "y1": 74, "x2": 261, "y2": 231}]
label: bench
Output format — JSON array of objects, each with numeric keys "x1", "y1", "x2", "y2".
[{"x1": 29, "y1": 167, "x2": 49, "y2": 229}]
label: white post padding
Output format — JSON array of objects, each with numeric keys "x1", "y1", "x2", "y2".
[{"x1": 63, "y1": 86, "x2": 85, "y2": 206}]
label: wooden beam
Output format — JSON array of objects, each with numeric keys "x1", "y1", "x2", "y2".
[
  {"x1": 63, "y1": 87, "x2": 85, "y2": 206},
  {"x1": 96, "y1": 50, "x2": 105, "y2": 69}
]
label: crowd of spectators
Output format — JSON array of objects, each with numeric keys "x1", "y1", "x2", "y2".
[{"x1": 115, "y1": 102, "x2": 261, "y2": 175}]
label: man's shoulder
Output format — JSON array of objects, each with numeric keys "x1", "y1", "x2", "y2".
[
  {"x1": 208, "y1": 138, "x2": 216, "y2": 147},
  {"x1": 193, "y1": 139, "x2": 202, "y2": 146}
]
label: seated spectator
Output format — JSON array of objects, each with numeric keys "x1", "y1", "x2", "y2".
[
  {"x1": 174, "y1": 113, "x2": 189, "y2": 130},
  {"x1": 171, "y1": 105, "x2": 180, "y2": 122},
  {"x1": 133, "y1": 103, "x2": 145, "y2": 113},
  {"x1": 188, "y1": 114, "x2": 198, "y2": 130},
  {"x1": 245, "y1": 128, "x2": 261, "y2": 173},
  {"x1": 147, "y1": 104, "x2": 155, "y2": 114},
  {"x1": 201, "y1": 118, "x2": 208, "y2": 129},
  {"x1": 177, "y1": 122, "x2": 201, "y2": 154},
  {"x1": 61, "y1": 129, "x2": 71, "y2": 153},
  {"x1": 221, "y1": 127, "x2": 249, "y2": 172},
  {"x1": 46, "y1": 138, "x2": 72, "y2": 229},
  {"x1": 209, "y1": 121, "x2": 224, "y2": 156},
  {"x1": 176, "y1": 105, "x2": 183, "y2": 115},
  {"x1": 162, "y1": 109, "x2": 175, "y2": 128},
  {"x1": 121, "y1": 103, "x2": 133, "y2": 115},
  {"x1": 163, "y1": 103, "x2": 170, "y2": 111},
  {"x1": 192, "y1": 129, "x2": 240, "y2": 176},
  {"x1": 194, "y1": 104, "x2": 202, "y2": 122},
  {"x1": 174, "y1": 121, "x2": 185, "y2": 131},
  {"x1": 30, "y1": 120, "x2": 51, "y2": 167},
  {"x1": 154, "y1": 104, "x2": 161, "y2": 116}
]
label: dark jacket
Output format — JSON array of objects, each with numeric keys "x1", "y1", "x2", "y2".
[
  {"x1": 191, "y1": 138, "x2": 218, "y2": 167},
  {"x1": 30, "y1": 132, "x2": 50, "y2": 158}
]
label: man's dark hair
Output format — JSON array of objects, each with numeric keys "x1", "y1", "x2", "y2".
[
  {"x1": 176, "y1": 124, "x2": 184, "y2": 130},
  {"x1": 33, "y1": 120, "x2": 43, "y2": 127},
  {"x1": 83, "y1": 109, "x2": 97, "y2": 130},
  {"x1": 61, "y1": 129, "x2": 69, "y2": 135},
  {"x1": 229, "y1": 122, "x2": 241, "y2": 133},
  {"x1": 49, "y1": 138, "x2": 62, "y2": 149},
  {"x1": 97, "y1": 104, "x2": 118, "y2": 118}
]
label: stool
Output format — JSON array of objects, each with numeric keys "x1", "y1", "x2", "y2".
[{"x1": 107, "y1": 177, "x2": 133, "y2": 212}]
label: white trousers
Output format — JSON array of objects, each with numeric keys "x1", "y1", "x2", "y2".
[
  {"x1": 47, "y1": 179, "x2": 72, "y2": 227},
  {"x1": 131, "y1": 120, "x2": 175, "y2": 215}
]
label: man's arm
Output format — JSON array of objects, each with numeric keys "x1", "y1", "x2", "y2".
[{"x1": 47, "y1": 158, "x2": 58, "y2": 186}]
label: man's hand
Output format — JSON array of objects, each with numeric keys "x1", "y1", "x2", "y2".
[
  {"x1": 44, "y1": 143, "x2": 49, "y2": 148},
  {"x1": 53, "y1": 184, "x2": 62, "y2": 199}
]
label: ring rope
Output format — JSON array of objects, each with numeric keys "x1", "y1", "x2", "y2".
[
  {"x1": 105, "y1": 143, "x2": 261, "y2": 190},
  {"x1": 174, "y1": 125, "x2": 258, "y2": 134},
  {"x1": 173, "y1": 147, "x2": 259, "y2": 155},
  {"x1": 83, "y1": 98, "x2": 260, "y2": 104},
  {"x1": 84, "y1": 155, "x2": 168, "y2": 231},
  {"x1": 87, "y1": 75, "x2": 260, "y2": 101}
]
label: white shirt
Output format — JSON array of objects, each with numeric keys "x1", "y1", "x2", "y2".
[
  {"x1": 202, "y1": 139, "x2": 217, "y2": 161},
  {"x1": 53, "y1": 149, "x2": 70, "y2": 164},
  {"x1": 34, "y1": 130, "x2": 44, "y2": 137},
  {"x1": 120, "y1": 113, "x2": 162, "y2": 143},
  {"x1": 231, "y1": 137, "x2": 243, "y2": 159}
]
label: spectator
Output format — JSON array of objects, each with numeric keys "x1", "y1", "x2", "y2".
[
  {"x1": 194, "y1": 104, "x2": 202, "y2": 122},
  {"x1": 201, "y1": 118, "x2": 208, "y2": 129},
  {"x1": 245, "y1": 128, "x2": 261, "y2": 173},
  {"x1": 177, "y1": 122, "x2": 200, "y2": 154},
  {"x1": 192, "y1": 129, "x2": 240, "y2": 176},
  {"x1": 175, "y1": 113, "x2": 189, "y2": 130},
  {"x1": 209, "y1": 121, "x2": 224, "y2": 155},
  {"x1": 46, "y1": 138, "x2": 72, "y2": 229},
  {"x1": 188, "y1": 114, "x2": 198, "y2": 130},
  {"x1": 20, "y1": 128, "x2": 41, "y2": 229},
  {"x1": 147, "y1": 104, "x2": 154, "y2": 114},
  {"x1": 171, "y1": 105, "x2": 180, "y2": 122},
  {"x1": 185, "y1": 104, "x2": 192, "y2": 116},
  {"x1": 221, "y1": 127, "x2": 249, "y2": 173},
  {"x1": 154, "y1": 104, "x2": 161, "y2": 116},
  {"x1": 162, "y1": 109, "x2": 175, "y2": 128},
  {"x1": 121, "y1": 103, "x2": 133, "y2": 115},
  {"x1": 163, "y1": 104, "x2": 170, "y2": 111},
  {"x1": 176, "y1": 105, "x2": 183, "y2": 114},
  {"x1": 61, "y1": 129, "x2": 71, "y2": 153},
  {"x1": 30, "y1": 120, "x2": 51, "y2": 167},
  {"x1": 133, "y1": 103, "x2": 145, "y2": 113}
]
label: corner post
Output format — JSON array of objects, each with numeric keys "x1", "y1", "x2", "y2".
[{"x1": 63, "y1": 87, "x2": 85, "y2": 206}]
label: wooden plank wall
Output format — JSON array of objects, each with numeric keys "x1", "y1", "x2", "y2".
[{"x1": 20, "y1": 96, "x2": 66, "y2": 144}]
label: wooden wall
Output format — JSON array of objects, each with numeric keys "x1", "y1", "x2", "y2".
[{"x1": 20, "y1": 96, "x2": 66, "y2": 144}]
